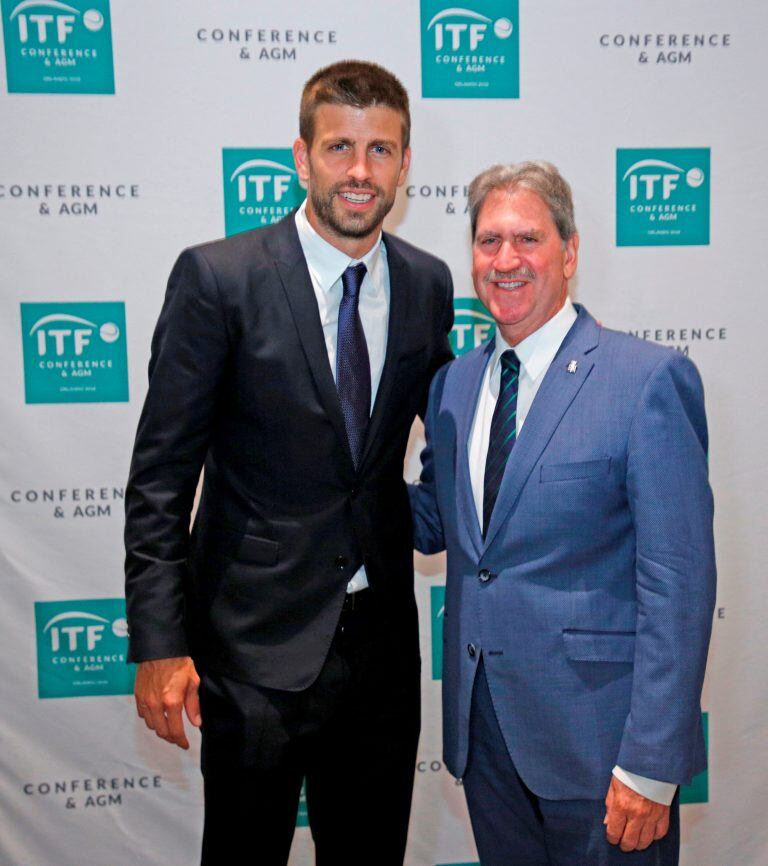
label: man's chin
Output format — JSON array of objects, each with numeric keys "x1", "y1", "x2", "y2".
[{"x1": 327, "y1": 209, "x2": 385, "y2": 240}]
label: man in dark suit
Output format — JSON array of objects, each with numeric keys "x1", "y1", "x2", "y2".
[
  {"x1": 125, "y1": 60, "x2": 454, "y2": 865},
  {"x1": 410, "y1": 161, "x2": 715, "y2": 865}
]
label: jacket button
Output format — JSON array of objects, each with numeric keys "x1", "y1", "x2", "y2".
[
  {"x1": 467, "y1": 643, "x2": 476, "y2": 658},
  {"x1": 335, "y1": 556, "x2": 348, "y2": 571},
  {"x1": 478, "y1": 568, "x2": 491, "y2": 583}
]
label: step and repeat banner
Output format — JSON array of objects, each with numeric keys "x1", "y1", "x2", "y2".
[{"x1": 2, "y1": 1, "x2": 766, "y2": 864}]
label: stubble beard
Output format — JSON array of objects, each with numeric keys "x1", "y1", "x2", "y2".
[{"x1": 309, "y1": 181, "x2": 394, "y2": 240}]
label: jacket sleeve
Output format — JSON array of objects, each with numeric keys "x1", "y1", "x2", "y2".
[
  {"x1": 124, "y1": 247, "x2": 230, "y2": 662},
  {"x1": 418, "y1": 259, "x2": 454, "y2": 420},
  {"x1": 616, "y1": 350, "x2": 716, "y2": 784},
  {"x1": 409, "y1": 364, "x2": 449, "y2": 555}
]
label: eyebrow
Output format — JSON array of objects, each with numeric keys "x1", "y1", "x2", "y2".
[
  {"x1": 325, "y1": 136, "x2": 399, "y2": 149},
  {"x1": 476, "y1": 228, "x2": 544, "y2": 240}
]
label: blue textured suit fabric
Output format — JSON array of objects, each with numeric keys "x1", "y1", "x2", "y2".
[
  {"x1": 463, "y1": 659, "x2": 681, "y2": 866},
  {"x1": 410, "y1": 305, "x2": 716, "y2": 803}
]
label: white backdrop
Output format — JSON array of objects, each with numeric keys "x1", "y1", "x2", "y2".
[{"x1": 1, "y1": 2, "x2": 767, "y2": 864}]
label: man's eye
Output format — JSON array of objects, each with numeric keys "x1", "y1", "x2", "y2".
[
  {"x1": 371, "y1": 145, "x2": 390, "y2": 155},
  {"x1": 330, "y1": 143, "x2": 348, "y2": 152}
]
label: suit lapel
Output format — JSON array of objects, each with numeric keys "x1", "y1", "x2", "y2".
[
  {"x1": 458, "y1": 339, "x2": 496, "y2": 557},
  {"x1": 358, "y1": 234, "x2": 407, "y2": 470},
  {"x1": 482, "y1": 307, "x2": 601, "y2": 551},
  {"x1": 272, "y1": 218, "x2": 353, "y2": 466}
]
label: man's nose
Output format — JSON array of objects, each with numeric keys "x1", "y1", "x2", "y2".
[
  {"x1": 347, "y1": 150, "x2": 372, "y2": 183},
  {"x1": 494, "y1": 240, "x2": 522, "y2": 272}
]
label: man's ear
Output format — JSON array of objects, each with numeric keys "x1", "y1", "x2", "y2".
[
  {"x1": 397, "y1": 146, "x2": 412, "y2": 187},
  {"x1": 564, "y1": 233, "x2": 579, "y2": 280},
  {"x1": 293, "y1": 137, "x2": 310, "y2": 186}
]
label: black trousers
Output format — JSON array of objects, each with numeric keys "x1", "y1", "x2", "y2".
[{"x1": 198, "y1": 589, "x2": 421, "y2": 866}]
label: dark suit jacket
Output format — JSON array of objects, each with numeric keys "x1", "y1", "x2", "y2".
[{"x1": 125, "y1": 214, "x2": 454, "y2": 690}]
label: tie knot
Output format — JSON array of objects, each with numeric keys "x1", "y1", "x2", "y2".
[
  {"x1": 501, "y1": 349, "x2": 520, "y2": 374},
  {"x1": 341, "y1": 262, "x2": 367, "y2": 300}
]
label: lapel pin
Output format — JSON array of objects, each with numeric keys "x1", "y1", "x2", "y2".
[{"x1": 566, "y1": 360, "x2": 578, "y2": 374}]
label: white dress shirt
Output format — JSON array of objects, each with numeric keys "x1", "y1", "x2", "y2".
[
  {"x1": 467, "y1": 298, "x2": 676, "y2": 806},
  {"x1": 294, "y1": 200, "x2": 390, "y2": 593}
]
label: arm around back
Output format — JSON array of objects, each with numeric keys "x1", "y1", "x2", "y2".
[{"x1": 409, "y1": 363, "x2": 450, "y2": 555}]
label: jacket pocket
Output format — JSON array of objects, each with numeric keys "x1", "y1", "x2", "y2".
[
  {"x1": 540, "y1": 457, "x2": 611, "y2": 483},
  {"x1": 208, "y1": 524, "x2": 280, "y2": 565},
  {"x1": 563, "y1": 629, "x2": 635, "y2": 663}
]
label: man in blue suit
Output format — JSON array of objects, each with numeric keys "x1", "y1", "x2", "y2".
[{"x1": 410, "y1": 161, "x2": 715, "y2": 865}]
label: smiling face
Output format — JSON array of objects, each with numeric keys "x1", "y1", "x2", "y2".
[
  {"x1": 293, "y1": 103, "x2": 411, "y2": 258},
  {"x1": 472, "y1": 186, "x2": 579, "y2": 345}
]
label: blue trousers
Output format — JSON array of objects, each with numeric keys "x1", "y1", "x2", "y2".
[{"x1": 463, "y1": 660, "x2": 680, "y2": 866}]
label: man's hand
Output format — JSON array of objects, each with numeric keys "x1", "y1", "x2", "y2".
[
  {"x1": 134, "y1": 656, "x2": 201, "y2": 750},
  {"x1": 604, "y1": 775, "x2": 670, "y2": 852}
]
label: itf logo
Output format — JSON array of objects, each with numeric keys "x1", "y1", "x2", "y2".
[
  {"x1": 680, "y1": 712, "x2": 709, "y2": 804},
  {"x1": 1, "y1": 0, "x2": 114, "y2": 94},
  {"x1": 34, "y1": 598, "x2": 135, "y2": 698},
  {"x1": 222, "y1": 148, "x2": 306, "y2": 237},
  {"x1": 616, "y1": 148, "x2": 710, "y2": 246},
  {"x1": 431, "y1": 585, "x2": 445, "y2": 680},
  {"x1": 20, "y1": 301, "x2": 128, "y2": 404},
  {"x1": 451, "y1": 298, "x2": 496, "y2": 356},
  {"x1": 420, "y1": 0, "x2": 519, "y2": 98}
]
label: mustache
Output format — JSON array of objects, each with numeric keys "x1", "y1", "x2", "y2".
[
  {"x1": 485, "y1": 268, "x2": 535, "y2": 283},
  {"x1": 332, "y1": 180, "x2": 380, "y2": 194}
]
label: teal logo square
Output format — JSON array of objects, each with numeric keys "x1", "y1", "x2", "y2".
[
  {"x1": 431, "y1": 585, "x2": 445, "y2": 680},
  {"x1": 451, "y1": 298, "x2": 496, "y2": 356},
  {"x1": 20, "y1": 301, "x2": 128, "y2": 403},
  {"x1": 680, "y1": 712, "x2": 709, "y2": 804},
  {"x1": 616, "y1": 148, "x2": 710, "y2": 246},
  {"x1": 35, "y1": 598, "x2": 134, "y2": 698},
  {"x1": 2, "y1": 0, "x2": 114, "y2": 94},
  {"x1": 222, "y1": 148, "x2": 306, "y2": 237},
  {"x1": 421, "y1": 0, "x2": 519, "y2": 98}
]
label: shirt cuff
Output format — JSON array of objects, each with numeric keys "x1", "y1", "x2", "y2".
[{"x1": 612, "y1": 766, "x2": 677, "y2": 805}]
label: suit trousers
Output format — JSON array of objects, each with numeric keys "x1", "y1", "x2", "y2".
[
  {"x1": 198, "y1": 588, "x2": 421, "y2": 866},
  {"x1": 463, "y1": 658, "x2": 680, "y2": 866}
]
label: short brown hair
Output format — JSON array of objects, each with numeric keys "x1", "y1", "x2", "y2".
[{"x1": 299, "y1": 60, "x2": 411, "y2": 149}]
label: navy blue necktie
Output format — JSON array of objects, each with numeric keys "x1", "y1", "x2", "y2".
[
  {"x1": 483, "y1": 349, "x2": 521, "y2": 536},
  {"x1": 336, "y1": 262, "x2": 371, "y2": 469}
]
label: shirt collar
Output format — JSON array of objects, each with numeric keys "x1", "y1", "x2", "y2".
[
  {"x1": 295, "y1": 199, "x2": 383, "y2": 293},
  {"x1": 492, "y1": 298, "x2": 578, "y2": 382}
]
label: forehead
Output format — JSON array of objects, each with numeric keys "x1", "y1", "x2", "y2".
[
  {"x1": 476, "y1": 186, "x2": 555, "y2": 233},
  {"x1": 311, "y1": 103, "x2": 404, "y2": 143}
]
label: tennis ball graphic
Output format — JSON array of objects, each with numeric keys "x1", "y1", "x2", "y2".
[
  {"x1": 494, "y1": 18, "x2": 513, "y2": 39},
  {"x1": 83, "y1": 10, "x2": 104, "y2": 32},
  {"x1": 100, "y1": 322, "x2": 120, "y2": 343}
]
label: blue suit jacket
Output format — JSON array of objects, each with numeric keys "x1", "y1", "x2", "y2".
[{"x1": 410, "y1": 305, "x2": 716, "y2": 800}]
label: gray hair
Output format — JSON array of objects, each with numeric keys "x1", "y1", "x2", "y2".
[{"x1": 467, "y1": 161, "x2": 577, "y2": 242}]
